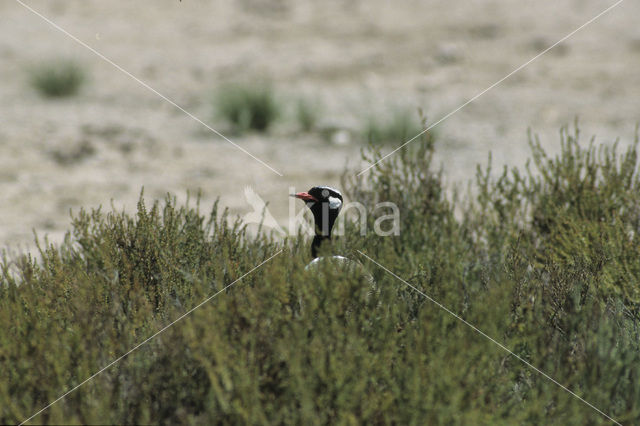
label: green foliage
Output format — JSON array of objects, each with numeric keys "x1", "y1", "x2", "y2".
[
  {"x1": 2, "y1": 125, "x2": 640, "y2": 424},
  {"x1": 215, "y1": 83, "x2": 281, "y2": 133},
  {"x1": 30, "y1": 60, "x2": 86, "y2": 98},
  {"x1": 363, "y1": 107, "x2": 425, "y2": 145}
]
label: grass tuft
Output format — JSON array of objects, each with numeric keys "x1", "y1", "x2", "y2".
[
  {"x1": 215, "y1": 83, "x2": 281, "y2": 133},
  {"x1": 30, "y1": 60, "x2": 86, "y2": 98},
  {"x1": 362, "y1": 107, "x2": 424, "y2": 145},
  {"x1": 295, "y1": 98, "x2": 321, "y2": 132}
]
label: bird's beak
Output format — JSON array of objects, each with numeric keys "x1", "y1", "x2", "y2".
[{"x1": 290, "y1": 192, "x2": 318, "y2": 202}]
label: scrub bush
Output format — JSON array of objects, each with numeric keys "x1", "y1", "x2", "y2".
[
  {"x1": 2, "y1": 126, "x2": 640, "y2": 424},
  {"x1": 215, "y1": 83, "x2": 281, "y2": 133},
  {"x1": 362, "y1": 107, "x2": 425, "y2": 145},
  {"x1": 295, "y1": 97, "x2": 321, "y2": 132},
  {"x1": 30, "y1": 60, "x2": 86, "y2": 98}
]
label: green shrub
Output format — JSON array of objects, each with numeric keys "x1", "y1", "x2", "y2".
[
  {"x1": 2, "y1": 126, "x2": 640, "y2": 424},
  {"x1": 215, "y1": 83, "x2": 281, "y2": 133},
  {"x1": 363, "y1": 107, "x2": 425, "y2": 145},
  {"x1": 30, "y1": 60, "x2": 86, "y2": 98}
]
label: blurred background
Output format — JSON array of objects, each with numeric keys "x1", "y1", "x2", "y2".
[{"x1": 1, "y1": 0, "x2": 639, "y2": 249}]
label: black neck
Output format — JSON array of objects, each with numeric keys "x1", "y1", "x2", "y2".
[
  {"x1": 311, "y1": 234, "x2": 330, "y2": 258},
  {"x1": 309, "y1": 202, "x2": 340, "y2": 259}
]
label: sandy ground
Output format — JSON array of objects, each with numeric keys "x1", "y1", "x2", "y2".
[{"x1": 1, "y1": 0, "x2": 639, "y2": 251}]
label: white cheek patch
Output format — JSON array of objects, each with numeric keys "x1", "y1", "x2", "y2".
[{"x1": 328, "y1": 196, "x2": 342, "y2": 210}]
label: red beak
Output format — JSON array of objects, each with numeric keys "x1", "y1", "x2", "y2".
[{"x1": 291, "y1": 192, "x2": 318, "y2": 202}]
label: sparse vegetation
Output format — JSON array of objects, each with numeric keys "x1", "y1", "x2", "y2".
[
  {"x1": 49, "y1": 139, "x2": 96, "y2": 166},
  {"x1": 2, "y1": 126, "x2": 640, "y2": 424},
  {"x1": 215, "y1": 83, "x2": 281, "y2": 133},
  {"x1": 363, "y1": 107, "x2": 424, "y2": 145},
  {"x1": 295, "y1": 97, "x2": 321, "y2": 132},
  {"x1": 30, "y1": 60, "x2": 86, "y2": 98}
]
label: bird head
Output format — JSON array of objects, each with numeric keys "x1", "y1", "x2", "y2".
[{"x1": 291, "y1": 186, "x2": 343, "y2": 237}]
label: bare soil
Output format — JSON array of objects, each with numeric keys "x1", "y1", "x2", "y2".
[{"x1": 1, "y1": 0, "x2": 639, "y2": 250}]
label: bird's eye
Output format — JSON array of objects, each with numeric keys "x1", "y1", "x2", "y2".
[{"x1": 321, "y1": 189, "x2": 329, "y2": 198}]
